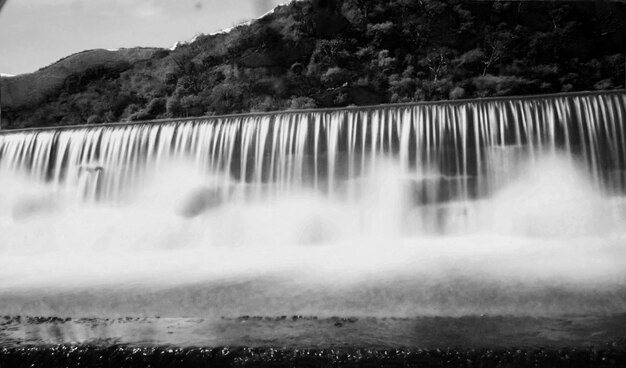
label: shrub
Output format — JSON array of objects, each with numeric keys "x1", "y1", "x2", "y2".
[
  {"x1": 250, "y1": 96, "x2": 280, "y2": 112},
  {"x1": 86, "y1": 114, "x2": 103, "y2": 125},
  {"x1": 321, "y1": 67, "x2": 351, "y2": 87},
  {"x1": 449, "y1": 86, "x2": 466, "y2": 100},
  {"x1": 472, "y1": 75, "x2": 531, "y2": 97},
  {"x1": 288, "y1": 96, "x2": 317, "y2": 110}
]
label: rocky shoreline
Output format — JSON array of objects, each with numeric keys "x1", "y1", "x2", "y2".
[{"x1": 2, "y1": 344, "x2": 626, "y2": 367}]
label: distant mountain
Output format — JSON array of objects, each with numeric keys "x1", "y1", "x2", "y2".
[
  {"x1": 1, "y1": 0, "x2": 625, "y2": 129},
  {"x1": 1, "y1": 48, "x2": 161, "y2": 112}
]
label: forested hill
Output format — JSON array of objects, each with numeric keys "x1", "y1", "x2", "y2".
[{"x1": 1, "y1": 0, "x2": 625, "y2": 129}]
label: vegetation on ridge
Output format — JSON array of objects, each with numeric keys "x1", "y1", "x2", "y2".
[{"x1": 1, "y1": 0, "x2": 625, "y2": 129}]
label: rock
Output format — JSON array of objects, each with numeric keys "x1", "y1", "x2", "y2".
[{"x1": 176, "y1": 186, "x2": 223, "y2": 218}]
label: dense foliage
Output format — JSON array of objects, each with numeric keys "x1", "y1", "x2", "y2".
[{"x1": 3, "y1": 0, "x2": 625, "y2": 128}]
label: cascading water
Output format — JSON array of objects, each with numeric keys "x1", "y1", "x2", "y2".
[{"x1": 0, "y1": 90, "x2": 625, "y2": 318}]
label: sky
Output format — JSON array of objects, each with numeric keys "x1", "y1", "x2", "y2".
[{"x1": 0, "y1": 0, "x2": 285, "y2": 75}]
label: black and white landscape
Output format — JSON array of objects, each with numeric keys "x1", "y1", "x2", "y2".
[{"x1": 0, "y1": 0, "x2": 626, "y2": 366}]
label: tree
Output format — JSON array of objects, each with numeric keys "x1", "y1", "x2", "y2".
[
  {"x1": 481, "y1": 28, "x2": 513, "y2": 76},
  {"x1": 421, "y1": 47, "x2": 455, "y2": 82},
  {"x1": 209, "y1": 83, "x2": 243, "y2": 113},
  {"x1": 321, "y1": 67, "x2": 351, "y2": 87},
  {"x1": 366, "y1": 21, "x2": 395, "y2": 47},
  {"x1": 180, "y1": 95, "x2": 206, "y2": 117},
  {"x1": 345, "y1": 0, "x2": 373, "y2": 19},
  {"x1": 388, "y1": 69, "x2": 416, "y2": 100},
  {"x1": 454, "y1": 48, "x2": 485, "y2": 74},
  {"x1": 595, "y1": 3, "x2": 625, "y2": 37},
  {"x1": 165, "y1": 95, "x2": 182, "y2": 117}
]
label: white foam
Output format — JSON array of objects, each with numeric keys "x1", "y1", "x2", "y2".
[{"x1": 0, "y1": 156, "x2": 624, "y2": 298}]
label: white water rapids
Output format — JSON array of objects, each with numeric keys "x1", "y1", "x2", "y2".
[{"x1": 0, "y1": 91, "x2": 625, "y2": 317}]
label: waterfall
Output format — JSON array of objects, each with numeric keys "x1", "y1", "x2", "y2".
[
  {"x1": 2, "y1": 91, "x2": 625, "y2": 224},
  {"x1": 0, "y1": 90, "x2": 625, "y2": 317}
]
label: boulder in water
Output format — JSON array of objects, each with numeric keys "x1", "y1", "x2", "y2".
[{"x1": 176, "y1": 186, "x2": 223, "y2": 218}]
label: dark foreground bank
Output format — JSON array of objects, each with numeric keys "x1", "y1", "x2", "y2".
[
  {"x1": 2, "y1": 345, "x2": 626, "y2": 368},
  {"x1": 3, "y1": 315, "x2": 626, "y2": 348},
  {"x1": 1, "y1": 315, "x2": 626, "y2": 367}
]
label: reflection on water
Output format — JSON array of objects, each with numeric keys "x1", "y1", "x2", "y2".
[{"x1": 3, "y1": 315, "x2": 626, "y2": 348}]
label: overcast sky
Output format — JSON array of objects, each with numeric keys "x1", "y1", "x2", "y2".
[{"x1": 0, "y1": 0, "x2": 285, "y2": 75}]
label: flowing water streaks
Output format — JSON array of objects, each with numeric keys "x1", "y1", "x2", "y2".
[{"x1": 0, "y1": 91, "x2": 625, "y2": 316}]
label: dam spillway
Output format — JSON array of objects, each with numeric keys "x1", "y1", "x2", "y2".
[
  {"x1": 0, "y1": 90, "x2": 625, "y2": 318},
  {"x1": 3, "y1": 91, "x2": 626, "y2": 204}
]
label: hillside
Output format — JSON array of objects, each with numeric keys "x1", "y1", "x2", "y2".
[
  {"x1": 0, "y1": 48, "x2": 161, "y2": 111},
  {"x1": 1, "y1": 0, "x2": 625, "y2": 129}
]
